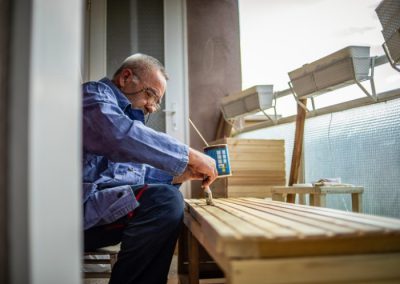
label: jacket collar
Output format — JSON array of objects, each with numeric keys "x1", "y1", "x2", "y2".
[{"x1": 100, "y1": 77, "x2": 145, "y2": 123}]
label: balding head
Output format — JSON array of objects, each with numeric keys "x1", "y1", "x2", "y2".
[{"x1": 113, "y1": 53, "x2": 168, "y2": 81}]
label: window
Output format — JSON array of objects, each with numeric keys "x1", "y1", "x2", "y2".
[{"x1": 237, "y1": 0, "x2": 400, "y2": 218}]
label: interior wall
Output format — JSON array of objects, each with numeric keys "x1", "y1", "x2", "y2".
[
  {"x1": 186, "y1": 0, "x2": 242, "y2": 197},
  {"x1": 0, "y1": 0, "x2": 10, "y2": 282}
]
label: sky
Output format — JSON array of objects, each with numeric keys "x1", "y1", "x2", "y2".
[{"x1": 238, "y1": 0, "x2": 400, "y2": 115}]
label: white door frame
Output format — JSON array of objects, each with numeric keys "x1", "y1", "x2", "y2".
[{"x1": 164, "y1": 0, "x2": 191, "y2": 197}]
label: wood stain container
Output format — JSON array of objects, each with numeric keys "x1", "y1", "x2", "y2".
[{"x1": 204, "y1": 144, "x2": 232, "y2": 177}]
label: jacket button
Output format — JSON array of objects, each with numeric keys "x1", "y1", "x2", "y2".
[{"x1": 117, "y1": 192, "x2": 123, "y2": 198}]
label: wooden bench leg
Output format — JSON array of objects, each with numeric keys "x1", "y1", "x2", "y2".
[
  {"x1": 310, "y1": 194, "x2": 326, "y2": 207},
  {"x1": 298, "y1": 194, "x2": 306, "y2": 205},
  {"x1": 178, "y1": 225, "x2": 189, "y2": 284},
  {"x1": 351, "y1": 193, "x2": 363, "y2": 213},
  {"x1": 188, "y1": 231, "x2": 199, "y2": 284}
]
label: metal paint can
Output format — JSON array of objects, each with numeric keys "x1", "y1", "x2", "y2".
[{"x1": 204, "y1": 144, "x2": 232, "y2": 177}]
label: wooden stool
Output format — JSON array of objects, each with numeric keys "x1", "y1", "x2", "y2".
[
  {"x1": 84, "y1": 244, "x2": 120, "y2": 279},
  {"x1": 271, "y1": 185, "x2": 364, "y2": 212}
]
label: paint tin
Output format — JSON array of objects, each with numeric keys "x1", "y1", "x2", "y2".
[{"x1": 204, "y1": 144, "x2": 232, "y2": 177}]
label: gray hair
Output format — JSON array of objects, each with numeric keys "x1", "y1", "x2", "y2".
[{"x1": 113, "y1": 53, "x2": 168, "y2": 80}]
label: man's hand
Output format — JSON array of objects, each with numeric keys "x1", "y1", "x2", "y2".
[
  {"x1": 187, "y1": 148, "x2": 218, "y2": 187},
  {"x1": 172, "y1": 165, "x2": 204, "y2": 184}
]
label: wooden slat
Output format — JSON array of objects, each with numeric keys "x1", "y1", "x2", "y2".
[
  {"x1": 241, "y1": 198, "x2": 400, "y2": 230},
  {"x1": 228, "y1": 145, "x2": 284, "y2": 154},
  {"x1": 206, "y1": 200, "x2": 328, "y2": 237},
  {"x1": 230, "y1": 161, "x2": 285, "y2": 170},
  {"x1": 228, "y1": 185, "x2": 273, "y2": 193},
  {"x1": 205, "y1": 206, "x2": 269, "y2": 238},
  {"x1": 212, "y1": 201, "x2": 299, "y2": 239},
  {"x1": 229, "y1": 152, "x2": 284, "y2": 161},
  {"x1": 228, "y1": 177, "x2": 285, "y2": 185},
  {"x1": 229, "y1": 170, "x2": 285, "y2": 177},
  {"x1": 227, "y1": 192, "x2": 272, "y2": 198},
  {"x1": 215, "y1": 199, "x2": 359, "y2": 235},
  {"x1": 225, "y1": 199, "x2": 382, "y2": 233},
  {"x1": 224, "y1": 138, "x2": 284, "y2": 146},
  {"x1": 186, "y1": 204, "x2": 239, "y2": 240},
  {"x1": 229, "y1": 254, "x2": 400, "y2": 284}
]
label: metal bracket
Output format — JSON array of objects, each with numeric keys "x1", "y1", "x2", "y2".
[
  {"x1": 288, "y1": 81, "x2": 310, "y2": 112},
  {"x1": 260, "y1": 92, "x2": 278, "y2": 124},
  {"x1": 382, "y1": 42, "x2": 400, "y2": 73},
  {"x1": 354, "y1": 57, "x2": 377, "y2": 102}
]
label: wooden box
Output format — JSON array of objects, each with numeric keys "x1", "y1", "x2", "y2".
[{"x1": 209, "y1": 138, "x2": 286, "y2": 198}]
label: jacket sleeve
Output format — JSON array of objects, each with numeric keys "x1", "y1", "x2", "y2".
[
  {"x1": 83, "y1": 183, "x2": 139, "y2": 230},
  {"x1": 83, "y1": 82, "x2": 188, "y2": 176}
]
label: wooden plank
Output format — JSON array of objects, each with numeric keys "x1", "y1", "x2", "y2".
[
  {"x1": 228, "y1": 177, "x2": 286, "y2": 186},
  {"x1": 227, "y1": 185, "x2": 273, "y2": 193},
  {"x1": 241, "y1": 198, "x2": 400, "y2": 230},
  {"x1": 227, "y1": 198, "x2": 381, "y2": 233},
  {"x1": 201, "y1": 205, "x2": 270, "y2": 239},
  {"x1": 228, "y1": 170, "x2": 285, "y2": 177},
  {"x1": 227, "y1": 145, "x2": 284, "y2": 154},
  {"x1": 225, "y1": 138, "x2": 284, "y2": 146},
  {"x1": 213, "y1": 200, "x2": 298, "y2": 239},
  {"x1": 230, "y1": 160, "x2": 285, "y2": 170},
  {"x1": 218, "y1": 199, "x2": 361, "y2": 235},
  {"x1": 187, "y1": 204, "x2": 239, "y2": 240},
  {"x1": 209, "y1": 199, "x2": 327, "y2": 237},
  {"x1": 229, "y1": 152, "x2": 284, "y2": 161},
  {"x1": 252, "y1": 197, "x2": 400, "y2": 228},
  {"x1": 229, "y1": 253, "x2": 400, "y2": 284},
  {"x1": 227, "y1": 191, "x2": 273, "y2": 198}
]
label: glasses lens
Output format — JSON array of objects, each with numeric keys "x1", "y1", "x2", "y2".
[{"x1": 145, "y1": 88, "x2": 162, "y2": 109}]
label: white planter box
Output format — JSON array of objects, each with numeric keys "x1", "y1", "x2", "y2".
[
  {"x1": 220, "y1": 85, "x2": 274, "y2": 119},
  {"x1": 376, "y1": 0, "x2": 400, "y2": 64},
  {"x1": 288, "y1": 46, "x2": 370, "y2": 98}
]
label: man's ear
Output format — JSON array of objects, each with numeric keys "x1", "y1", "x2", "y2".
[{"x1": 131, "y1": 74, "x2": 140, "y2": 84}]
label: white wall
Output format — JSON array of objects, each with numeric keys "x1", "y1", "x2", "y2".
[{"x1": 9, "y1": 0, "x2": 82, "y2": 283}]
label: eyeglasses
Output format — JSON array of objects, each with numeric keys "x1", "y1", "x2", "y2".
[
  {"x1": 128, "y1": 70, "x2": 163, "y2": 111},
  {"x1": 141, "y1": 87, "x2": 162, "y2": 111}
]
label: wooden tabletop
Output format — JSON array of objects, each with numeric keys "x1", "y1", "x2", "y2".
[{"x1": 184, "y1": 198, "x2": 400, "y2": 259}]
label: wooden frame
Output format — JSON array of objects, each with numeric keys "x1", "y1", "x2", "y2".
[{"x1": 271, "y1": 185, "x2": 364, "y2": 212}]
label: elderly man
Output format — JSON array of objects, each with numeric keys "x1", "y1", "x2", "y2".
[{"x1": 82, "y1": 53, "x2": 217, "y2": 284}]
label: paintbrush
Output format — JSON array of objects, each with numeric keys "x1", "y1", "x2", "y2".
[{"x1": 204, "y1": 186, "x2": 215, "y2": 206}]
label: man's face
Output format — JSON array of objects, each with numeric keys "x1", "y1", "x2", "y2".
[{"x1": 119, "y1": 68, "x2": 166, "y2": 114}]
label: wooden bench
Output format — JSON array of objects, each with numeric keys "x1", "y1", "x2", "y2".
[
  {"x1": 178, "y1": 198, "x2": 400, "y2": 284},
  {"x1": 83, "y1": 244, "x2": 119, "y2": 279},
  {"x1": 271, "y1": 185, "x2": 364, "y2": 212}
]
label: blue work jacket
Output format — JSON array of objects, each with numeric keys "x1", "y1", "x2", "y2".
[{"x1": 82, "y1": 78, "x2": 189, "y2": 230}]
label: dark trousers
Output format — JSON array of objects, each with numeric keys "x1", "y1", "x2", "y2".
[{"x1": 84, "y1": 184, "x2": 184, "y2": 284}]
